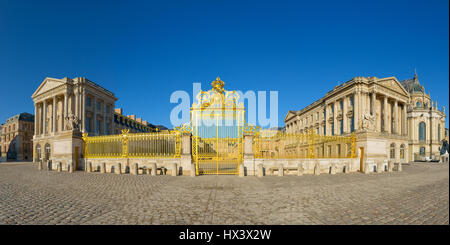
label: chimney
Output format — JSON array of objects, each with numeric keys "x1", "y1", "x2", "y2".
[
  {"x1": 129, "y1": 115, "x2": 136, "y2": 120},
  {"x1": 137, "y1": 118, "x2": 142, "y2": 123},
  {"x1": 114, "y1": 108, "x2": 123, "y2": 114},
  {"x1": 143, "y1": 120, "x2": 148, "y2": 125}
]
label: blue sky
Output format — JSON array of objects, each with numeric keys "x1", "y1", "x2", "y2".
[{"x1": 0, "y1": 0, "x2": 448, "y2": 128}]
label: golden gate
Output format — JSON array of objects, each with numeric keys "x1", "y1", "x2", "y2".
[{"x1": 191, "y1": 77, "x2": 245, "y2": 175}]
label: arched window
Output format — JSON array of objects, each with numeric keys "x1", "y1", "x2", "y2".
[
  {"x1": 400, "y1": 144, "x2": 405, "y2": 159},
  {"x1": 390, "y1": 143, "x2": 396, "y2": 159},
  {"x1": 416, "y1": 101, "x2": 422, "y2": 108},
  {"x1": 44, "y1": 143, "x2": 51, "y2": 160},
  {"x1": 419, "y1": 122, "x2": 426, "y2": 141}
]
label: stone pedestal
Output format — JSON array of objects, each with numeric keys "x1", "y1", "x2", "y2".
[
  {"x1": 257, "y1": 164, "x2": 264, "y2": 177},
  {"x1": 397, "y1": 162, "x2": 402, "y2": 172},
  {"x1": 171, "y1": 162, "x2": 178, "y2": 176},
  {"x1": 239, "y1": 164, "x2": 245, "y2": 177},
  {"x1": 86, "y1": 162, "x2": 92, "y2": 173},
  {"x1": 440, "y1": 152, "x2": 449, "y2": 163},
  {"x1": 364, "y1": 160, "x2": 371, "y2": 174},
  {"x1": 376, "y1": 161, "x2": 383, "y2": 173},
  {"x1": 50, "y1": 130, "x2": 83, "y2": 171},
  {"x1": 57, "y1": 162, "x2": 62, "y2": 172},
  {"x1": 388, "y1": 160, "x2": 394, "y2": 172},
  {"x1": 151, "y1": 162, "x2": 157, "y2": 176},
  {"x1": 330, "y1": 162, "x2": 336, "y2": 175},
  {"x1": 69, "y1": 161, "x2": 74, "y2": 173},
  {"x1": 101, "y1": 162, "x2": 106, "y2": 173},
  {"x1": 297, "y1": 162, "x2": 303, "y2": 176},
  {"x1": 190, "y1": 164, "x2": 196, "y2": 177},
  {"x1": 278, "y1": 164, "x2": 284, "y2": 176},
  {"x1": 38, "y1": 161, "x2": 43, "y2": 170},
  {"x1": 314, "y1": 161, "x2": 320, "y2": 175}
]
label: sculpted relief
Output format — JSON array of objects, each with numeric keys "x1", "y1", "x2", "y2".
[
  {"x1": 65, "y1": 113, "x2": 80, "y2": 131},
  {"x1": 360, "y1": 112, "x2": 376, "y2": 132}
]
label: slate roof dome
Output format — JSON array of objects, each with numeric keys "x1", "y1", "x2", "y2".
[{"x1": 400, "y1": 73, "x2": 425, "y2": 94}]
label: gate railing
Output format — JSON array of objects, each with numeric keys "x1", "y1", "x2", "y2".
[
  {"x1": 254, "y1": 129, "x2": 357, "y2": 159},
  {"x1": 82, "y1": 129, "x2": 181, "y2": 159}
]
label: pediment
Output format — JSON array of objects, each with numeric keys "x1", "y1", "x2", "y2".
[
  {"x1": 284, "y1": 111, "x2": 298, "y2": 122},
  {"x1": 376, "y1": 77, "x2": 409, "y2": 97},
  {"x1": 32, "y1": 78, "x2": 66, "y2": 98}
]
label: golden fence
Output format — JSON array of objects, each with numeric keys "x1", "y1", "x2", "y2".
[
  {"x1": 254, "y1": 129, "x2": 356, "y2": 159},
  {"x1": 83, "y1": 129, "x2": 181, "y2": 158}
]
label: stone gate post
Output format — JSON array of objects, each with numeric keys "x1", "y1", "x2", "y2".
[
  {"x1": 181, "y1": 132, "x2": 192, "y2": 176},
  {"x1": 243, "y1": 133, "x2": 255, "y2": 176}
]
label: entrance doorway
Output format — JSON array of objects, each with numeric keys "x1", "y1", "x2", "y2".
[{"x1": 359, "y1": 147, "x2": 364, "y2": 172}]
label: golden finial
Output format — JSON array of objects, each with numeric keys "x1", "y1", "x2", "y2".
[{"x1": 211, "y1": 76, "x2": 225, "y2": 94}]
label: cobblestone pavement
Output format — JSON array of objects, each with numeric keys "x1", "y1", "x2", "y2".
[{"x1": 0, "y1": 162, "x2": 448, "y2": 225}]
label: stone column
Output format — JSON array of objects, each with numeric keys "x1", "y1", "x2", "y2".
[
  {"x1": 82, "y1": 89, "x2": 86, "y2": 132},
  {"x1": 333, "y1": 101, "x2": 338, "y2": 135},
  {"x1": 354, "y1": 90, "x2": 359, "y2": 131},
  {"x1": 52, "y1": 97, "x2": 57, "y2": 133},
  {"x1": 63, "y1": 93, "x2": 68, "y2": 131},
  {"x1": 324, "y1": 103, "x2": 329, "y2": 136},
  {"x1": 93, "y1": 97, "x2": 97, "y2": 135},
  {"x1": 43, "y1": 100, "x2": 47, "y2": 135},
  {"x1": 103, "y1": 103, "x2": 107, "y2": 135},
  {"x1": 402, "y1": 103, "x2": 407, "y2": 136},
  {"x1": 394, "y1": 100, "x2": 398, "y2": 134},
  {"x1": 371, "y1": 91, "x2": 376, "y2": 116},
  {"x1": 74, "y1": 89, "x2": 79, "y2": 118},
  {"x1": 343, "y1": 96, "x2": 348, "y2": 134},
  {"x1": 34, "y1": 103, "x2": 38, "y2": 136},
  {"x1": 383, "y1": 96, "x2": 388, "y2": 132}
]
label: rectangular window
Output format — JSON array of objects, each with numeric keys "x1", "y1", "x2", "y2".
[
  {"x1": 96, "y1": 120, "x2": 101, "y2": 134},
  {"x1": 340, "y1": 119, "x2": 343, "y2": 135},
  {"x1": 106, "y1": 105, "x2": 110, "y2": 113},
  {"x1": 87, "y1": 98, "x2": 91, "y2": 107},
  {"x1": 331, "y1": 123, "x2": 334, "y2": 136},
  {"x1": 105, "y1": 123, "x2": 110, "y2": 135},
  {"x1": 86, "y1": 117, "x2": 91, "y2": 132},
  {"x1": 97, "y1": 101, "x2": 101, "y2": 111},
  {"x1": 350, "y1": 117, "x2": 354, "y2": 132}
]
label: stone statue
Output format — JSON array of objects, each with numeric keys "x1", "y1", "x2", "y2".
[
  {"x1": 65, "y1": 113, "x2": 80, "y2": 131},
  {"x1": 360, "y1": 112, "x2": 376, "y2": 131}
]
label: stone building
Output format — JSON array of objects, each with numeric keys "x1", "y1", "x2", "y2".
[
  {"x1": 285, "y1": 74, "x2": 446, "y2": 165},
  {"x1": 112, "y1": 108, "x2": 156, "y2": 134},
  {"x1": 31, "y1": 77, "x2": 158, "y2": 167},
  {"x1": 0, "y1": 113, "x2": 34, "y2": 161}
]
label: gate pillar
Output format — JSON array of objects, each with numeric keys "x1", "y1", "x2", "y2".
[
  {"x1": 243, "y1": 133, "x2": 255, "y2": 176},
  {"x1": 181, "y1": 132, "x2": 193, "y2": 176}
]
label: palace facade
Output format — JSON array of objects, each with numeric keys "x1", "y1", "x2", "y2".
[
  {"x1": 31, "y1": 77, "x2": 161, "y2": 166},
  {"x1": 285, "y1": 74, "x2": 446, "y2": 163},
  {"x1": 0, "y1": 113, "x2": 34, "y2": 161}
]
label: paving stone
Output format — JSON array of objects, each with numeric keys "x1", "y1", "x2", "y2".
[{"x1": 0, "y1": 162, "x2": 447, "y2": 224}]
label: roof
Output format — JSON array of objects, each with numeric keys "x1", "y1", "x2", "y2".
[
  {"x1": 400, "y1": 73, "x2": 425, "y2": 94},
  {"x1": 5, "y1": 113, "x2": 34, "y2": 123}
]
